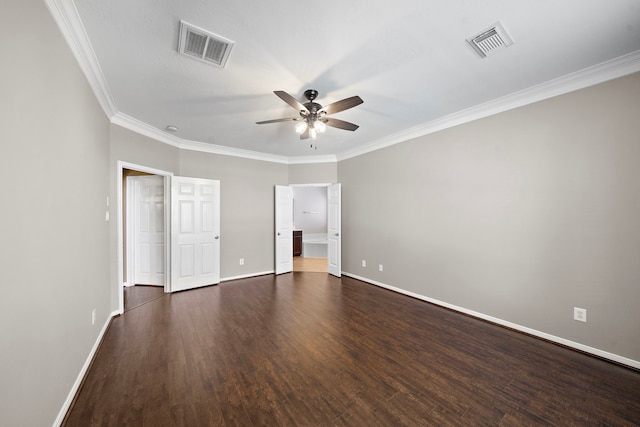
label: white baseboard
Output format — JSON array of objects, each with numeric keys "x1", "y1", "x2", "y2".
[
  {"x1": 53, "y1": 310, "x2": 119, "y2": 427},
  {"x1": 221, "y1": 270, "x2": 275, "y2": 282},
  {"x1": 342, "y1": 272, "x2": 640, "y2": 370}
]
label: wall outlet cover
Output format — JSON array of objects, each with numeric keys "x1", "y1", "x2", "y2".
[{"x1": 574, "y1": 307, "x2": 587, "y2": 322}]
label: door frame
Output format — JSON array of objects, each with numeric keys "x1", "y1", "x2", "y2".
[
  {"x1": 116, "y1": 161, "x2": 173, "y2": 314},
  {"x1": 286, "y1": 183, "x2": 338, "y2": 274}
]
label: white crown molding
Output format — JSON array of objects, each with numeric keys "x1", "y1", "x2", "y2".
[
  {"x1": 337, "y1": 50, "x2": 640, "y2": 161},
  {"x1": 43, "y1": 0, "x2": 118, "y2": 118},
  {"x1": 111, "y1": 112, "x2": 292, "y2": 164},
  {"x1": 111, "y1": 113, "x2": 183, "y2": 148},
  {"x1": 48, "y1": 0, "x2": 640, "y2": 165},
  {"x1": 287, "y1": 155, "x2": 337, "y2": 164},
  {"x1": 179, "y1": 139, "x2": 290, "y2": 164},
  {"x1": 111, "y1": 112, "x2": 336, "y2": 164}
]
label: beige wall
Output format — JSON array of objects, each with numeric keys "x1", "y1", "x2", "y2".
[
  {"x1": 0, "y1": 0, "x2": 112, "y2": 425},
  {"x1": 339, "y1": 72, "x2": 640, "y2": 362},
  {"x1": 108, "y1": 125, "x2": 181, "y2": 308},
  {"x1": 108, "y1": 128, "x2": 288, "y2": 295},
  {"x1": 288, "y1": 162, "x2": 337, "y2": 184},
  {"x1": 108, "y1": 135, "x2": 336, "y2": 286},
  {"x1": 179, "y1": 150, "x2": 288, "y2": 278},
  {"x1": 4, "y1": 2, "x2": 639, "y2": 425}
]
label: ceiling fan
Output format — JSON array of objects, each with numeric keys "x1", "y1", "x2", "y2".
[{"x1": 256, "y1": 89, "x2": 363, "y2": 140}]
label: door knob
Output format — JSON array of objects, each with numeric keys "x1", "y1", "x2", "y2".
[
  {"x1": 335, "y1": 233, "x2": 340, "y2": 236},
  {"x1": 277, "y1": 232, "x2": 281, "y2": 236},
  {"x1": 215, "y1": 235, "x2": 219, "y2": 239}
]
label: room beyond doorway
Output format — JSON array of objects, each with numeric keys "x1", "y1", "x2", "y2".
[{"x1": 291, "y1": 184, "x2": 329, "y2": 273}]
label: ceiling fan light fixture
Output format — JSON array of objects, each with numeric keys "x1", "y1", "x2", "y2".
[
  {"x1": 257, "y1": 89, "x2": 363, "y2": 143},
  {"x1": 295, "y1": 122, "x2": 308, "y2": 134},
  {"x1": 313, "y1": 120, "x2": 326, "y2": 133}
]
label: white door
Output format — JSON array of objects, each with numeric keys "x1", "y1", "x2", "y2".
[
  {"x1": 275, "y1": 185, "x2": 293, "y2": 274},
  {"x1": 133, "y1": 176, "x2": 165, "y2": 286},
  {"x1": 327, "y1": 183, "x2": 341, "y2": 277},
  {"x1": 171, "y1": 176, "x2": 220, "y2": 292}
]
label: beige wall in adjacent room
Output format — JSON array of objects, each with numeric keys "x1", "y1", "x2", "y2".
[
  {"x1": 338, "y1": 72, "x2": 640, "y2": 363},
  {"x1": 179, "y1": 150, "x2": 288, "y2": 279},
  {"x1": 0, "y1": 0, "x2": 112, "y2": 425}
]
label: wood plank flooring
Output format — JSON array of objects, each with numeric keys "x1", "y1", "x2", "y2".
[
  {"x1": 293, "y1": 256, "x2": 328, "y2": 272},
  {"x1": 64, "y1": 273, "x2": 640, "y2": 426},
  {"x1": 124, "y1": 285, "x2": 165, "y2": 312}
]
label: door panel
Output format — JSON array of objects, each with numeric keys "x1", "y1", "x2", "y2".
[
  {"x1": 171, "y1": 176, "x2": 220, "y2": 292},
  {"x1": 275, "y1": 185, "x2": 293, "y2": 274},
  {"x1": 133, "y1": 175, "x2": 165, "y2": 286},
  {"x1": 327, "y1": 183, "x2": 341, "y2": 277}
]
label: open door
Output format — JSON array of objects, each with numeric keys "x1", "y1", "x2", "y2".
[
  {"x1": 131, "y1": 175, "x2": 165, "y2": 286},
  {"x1": 275, "y1": 185, "x2": 293, "y2": 274},
  {"x1": 327, "y1": 183, "x2": 341, "y2": 277},
  {"x1": 171, "y1": 176, "x2": 220, "y2": 292}
]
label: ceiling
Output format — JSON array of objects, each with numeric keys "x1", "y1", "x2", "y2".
[{"x1": 64, "y1": 0, "x2": 640, "y2": 161}]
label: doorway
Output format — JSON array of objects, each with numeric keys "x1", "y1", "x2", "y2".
[
  {"x1": 275, "y1": 183, "x2": 341, "y2": 276},
  {"x1": 117, "y1": 162, "x2": 222, "y2": 313},
  {"x1": 292, "y1": 185, "x2": 328, "y2": 272},
  {"x1": 119, "y1": 165, "x2": 171, "y2": 312}
]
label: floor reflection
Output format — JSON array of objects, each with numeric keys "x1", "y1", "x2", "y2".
[{"x1": 124, "y1": 285, "x2": 165, "y2": 311}]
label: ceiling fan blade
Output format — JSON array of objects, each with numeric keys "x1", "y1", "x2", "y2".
[
  {"x1": 324, "y1": 117, "x2": 359, "y2": 131},
  {"x1": 300, "y1": 128, "x2": 309, "y2": 140},
  {"x1": 256, "y1": 118, "x2": 298, "y2": 125},
  {"x1": 319, "y1": 96, "x2": 363, "y2": 115},
  {"x1": 274, "y1": 91, "x2": 309, "y2": 114}
]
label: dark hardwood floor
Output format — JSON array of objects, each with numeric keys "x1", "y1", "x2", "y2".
[
  {"x1": 65, "y1": 273, "x2": 640, "y2": 426},
  {"x1": 124, "y1": 285, "x2": 165, "y2": 312}
]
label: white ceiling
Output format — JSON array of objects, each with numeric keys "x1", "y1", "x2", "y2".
[{"x1": 64, "y1": 0, "x2": 640, "y2": 161}]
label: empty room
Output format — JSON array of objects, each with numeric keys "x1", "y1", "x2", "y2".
[{"x1": 2, "y1": 0, "x2": 640, "y2": 426}]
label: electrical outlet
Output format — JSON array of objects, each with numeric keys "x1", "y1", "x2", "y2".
[
  {"x1": 379, "y1": 264, "x2": 384, "y2": 272},
  {"x1": 91, "y1": 309, "x2": 96, "y2": 326},
  {"x1": 574, "y1": 307, "x2": 587, "y2": 322},
  {"x1": 239, "y1": 258, "x2": 244, "y2": 265},
  {"x1": 362, "y1": 260, "x2": 366, "y2": 267}
]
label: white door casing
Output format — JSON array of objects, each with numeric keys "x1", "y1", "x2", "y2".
[
  {"x1": 171, "y1": 176, "x2": 220, "y2": 292},
  {"x1": 132, "y1": 176, "x2": 165, "y2": 286},
  {"x1": 275, "y1": 185, "x2": 293, "y2": 275},
  {"x1": 327, "y1": 183, "x2": 341, "y2": 277}
]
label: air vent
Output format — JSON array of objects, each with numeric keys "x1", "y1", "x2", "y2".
[
  {"x1": 178, "y1": 21, "x2": 234, "y2": 68},
  {"x1": 467, "y1": 21, "x2": 514, "y2": 58}
]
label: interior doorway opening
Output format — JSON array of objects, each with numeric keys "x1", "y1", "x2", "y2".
[
  {"x1": 122, "y1": 168, "x2": 169, "y2": 311},
  {"x1": 117, "y1": 162, "x2": 172, "y2": 314},
  {"x1": 117, "y1": 162, "x2": 222, "y2": 313},
  {"x1": 291, "y1": 184, "x2": 329, "y2": 272}
]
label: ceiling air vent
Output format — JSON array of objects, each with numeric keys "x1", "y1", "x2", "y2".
[
  {"x1": 178, "y1": 21, "x2": 234, "y2": 68},
  {"x1": 467, "y1": 21, "x2": 514, "y2": 58}
]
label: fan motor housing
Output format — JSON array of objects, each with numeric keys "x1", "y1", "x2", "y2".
[
  {"x1": 303, "y1": 102, "x2": 322, "y2": 113},
  {"x1": 304, "y1": 89, "x2": 319, "y2": 101}
]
